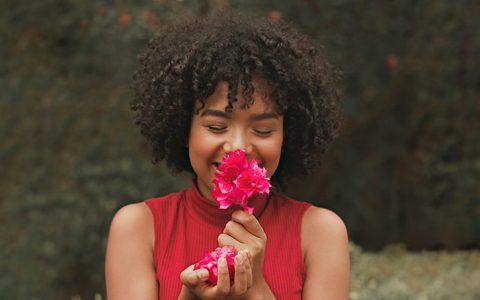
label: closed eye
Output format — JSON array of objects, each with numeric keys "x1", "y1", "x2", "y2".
[
  {"x1": 204, "y1": 125, "x2": 227, "y2": 133},
  {"x1": 253, "y1": 128, "x2": 273, "y2": 136}
]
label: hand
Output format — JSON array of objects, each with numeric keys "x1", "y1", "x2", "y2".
[
  {"x1": 218, "y1": 210, "x2": 274, "y2": 298},
  {"x1": 179, "y1": 250, "x2": 253, "y2": 300}
]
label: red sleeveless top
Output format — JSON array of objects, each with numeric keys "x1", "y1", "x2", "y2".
[{"x1": 145, "y1": 182, "x2": 311, "y2": 299}]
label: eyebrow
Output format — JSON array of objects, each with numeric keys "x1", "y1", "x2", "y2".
[
  {"x1": 200, "y1": 109, "x2": 280, "y2": 121},
  {"x1": 200, "y1": 109, "x2": 228, "y2": 118}
]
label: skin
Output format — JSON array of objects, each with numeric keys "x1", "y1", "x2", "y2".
[
  {"x1": 105, "y1": 81, "x2": 350, "y2": 300},
  {"x1": 179, "y1": 81, "x2": 282, "y2": 299},
  {"x1": 188, "y1": 81, "x2": 284, "y2": 203}
]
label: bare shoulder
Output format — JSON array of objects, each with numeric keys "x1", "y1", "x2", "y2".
[
  {"x1": 106, "y1": 203, "x2": 157, "y2": 299},
  {"x1": 302, "y1": 206, "x2": 348, "y2": 246},
  {"x1": 106, "y1": 202, "x2": 155, "y2": 271},
  {"x1": 301, "y1": 206, "x2": 350, "y2": 299},
  {"x1": 109, "y1": 202, "x2": 153, "y2": 236}
]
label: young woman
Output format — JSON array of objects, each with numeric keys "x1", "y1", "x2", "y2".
[{"x1": 106, "y1": 12, "x2": 349, "y2": 300}]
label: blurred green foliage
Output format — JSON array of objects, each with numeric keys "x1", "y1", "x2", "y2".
[
  {"x1": 349, "y1": 243, "x2": 480, "y2": 299},
  {"x1": 1, "y1": 0, "x2": 479, "y2": 298}
]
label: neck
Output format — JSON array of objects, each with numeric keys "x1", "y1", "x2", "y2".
[{"x1": 195, "y1": 177, "x2": 215, "y2": 202}]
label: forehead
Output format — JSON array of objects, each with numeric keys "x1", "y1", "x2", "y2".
[{"x1": 196, "y1": 80, "x2": 279, "y2": 113}]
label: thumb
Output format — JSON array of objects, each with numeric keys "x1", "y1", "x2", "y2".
[{"x1": 180, "y1": 265, "x2": 210, "y2": 287}]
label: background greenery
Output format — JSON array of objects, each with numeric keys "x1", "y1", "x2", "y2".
[{"x1": 1, "y1": 0, "x2": 479, "y2": 299}]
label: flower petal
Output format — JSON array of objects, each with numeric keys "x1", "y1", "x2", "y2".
[
  {"x1": 193, "y1": 246, "x2": 237, "y2": 285},
  {"x1": 211, "y1": 149, "x2": 271, "y2": 214}
]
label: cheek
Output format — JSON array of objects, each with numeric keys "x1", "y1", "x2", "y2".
[
  {"x1": 188, "y1": 118, "x2": 205, "y2": 147},
  {"x1": 187, "y1": 123, "x2": 204, "y2": 163},
  {"x1": 188, "y1": 124, "x2": 219, "y2": 162},
  {"x1": 260, "y1": 136, "x2": 283, "y2": 177}
]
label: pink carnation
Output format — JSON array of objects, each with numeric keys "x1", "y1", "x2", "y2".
[
  {"x1": 193, "y1": 246, "x2": 237, "y2": 285},
  {"x1": 211, "y1": 149, "x2": 271, "y2": 214}
]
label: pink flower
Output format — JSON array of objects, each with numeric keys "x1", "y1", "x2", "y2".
[
  {"x1": 211, "y1": 149, "x2": 271, "y2": 214},
  {"x1": 193, "y1": 246, "x2": 237, "y2": 285}
]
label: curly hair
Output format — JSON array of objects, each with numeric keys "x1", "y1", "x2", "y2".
[{"x1": 131, "y1": 11, "x2": 341, "y2": 190}]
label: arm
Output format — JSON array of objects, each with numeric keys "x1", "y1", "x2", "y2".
[
  {"x1": 218, "y1": 210, "x2": 276, "y2": 300},
  {"x1": 105, "y1": 203, "x2": 158, "y2": 300},
  {"x1": 301, "y1": 207, "x2": 350, "y2": 300}
]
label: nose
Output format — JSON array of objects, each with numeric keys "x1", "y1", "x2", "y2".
[{"x1": 222, "y1": 131, "x2": 253, "y2": 155}]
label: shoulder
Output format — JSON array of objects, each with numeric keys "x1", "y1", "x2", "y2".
[
  {"x1": 110, "y1": 203, "x2": 153, "y2": 229},
  {"x1": 302, "y1": 206, "x2": 348, "y2": 244},
  {"x1": 106, "y1": 203, "x2": 158, "y2": 299},
  {"x1": 301, "y1": 206, "x2": 349, "y2": 259},
  {"x1": 109, "y1": 202, "x2": 154, "y2": 254},
  {"x1": 301, "y1": 206, "x2": 350, "y2": 299}
]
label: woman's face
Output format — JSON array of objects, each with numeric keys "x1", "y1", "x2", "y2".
[{"x1": 188, "y1": 81, "x2": 284, "y2": 201}]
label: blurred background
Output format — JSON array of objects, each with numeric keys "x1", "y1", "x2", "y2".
[{"x1": 1, "y1": 0, "x2": 479, "y2": 299}]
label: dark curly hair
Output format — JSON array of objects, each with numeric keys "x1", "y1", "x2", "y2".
[{"x1": 131, "y1": 11, "x2": 341, "y2": 190}]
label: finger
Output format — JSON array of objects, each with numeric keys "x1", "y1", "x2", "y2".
[
  {"x1": 232, "y1": 210, "x2": 266, "y2": 239},
  {"x1": 217, "y1": 233, "x2": 245, "y2": 251},
  {"x1": 240, "y1": 251, "x2": 253, "y2": 288},
  {"x1": 216, "y1": 257, "x2": 231, "y2": 295},
  {"x1": 233, "y1": 253, "x2": 247, "y2": 295},
  {"x1": 244, "y1": 249, "x2": 253, "y2": 266},
  {"x1": 180, "y1": 265, "x2": 209, "y2": 287},
  {"x1": 224, "y1": 220, "x2": 256, "y2": 244}
]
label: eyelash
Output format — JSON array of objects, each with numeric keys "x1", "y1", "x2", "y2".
[
  {"x1": 205, "y1": 125, "x2": 227, "y2": 133},
  {"x1": 205, "y1": 125, "x2": 273, "y2": 137},
  {"x1": 253, "y1": 129, "x2": 273, "y2": 136}
]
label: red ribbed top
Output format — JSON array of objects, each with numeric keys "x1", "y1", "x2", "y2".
[{"x1": 144, "y1": 182, "x2": 311, "y2": 299}]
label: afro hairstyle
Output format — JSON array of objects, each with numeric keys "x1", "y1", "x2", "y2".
[{"x1": 131, "y1": 11, "x2": 341, "y2": 189}]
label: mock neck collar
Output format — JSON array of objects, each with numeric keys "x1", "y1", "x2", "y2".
[{"x1": 183, "y1": 180, "x2": 270, "y2": 228}]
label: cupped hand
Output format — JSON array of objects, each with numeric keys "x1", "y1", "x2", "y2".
[
  {"x1": 217, "y1": 210, "x2": 268, "y2": 285},
  {"x1": 179, "y1": 250, "x2": 252, "y2": 300}
]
